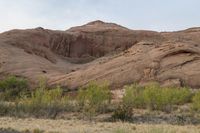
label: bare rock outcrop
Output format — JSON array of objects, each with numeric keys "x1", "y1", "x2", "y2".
[{"x1": 0, "y1": 21, "x2": 200, "y2": 89}]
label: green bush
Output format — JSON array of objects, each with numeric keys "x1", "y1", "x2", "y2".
[
  {"x1": 77, "y1": 82, "x2": 111, "y2": 119},
  {"x1": 143, "y1": 84, "x2": 191, "y2": 111},
  {"x1": 122, "y1": 84, "x2": 145, "y2": 108},
  {"x1": 143, "y1": 83, "x2": 174, "y2": 111},
  {"x1": 192, "y1": 92, "x2": 200, "y2": 111},
  {"x1": 0, "y1": 76, "x2": 28, "y2": 101},
  {"x1": 113, "y1": 83, "x2": 192, "y2": 120},
  {"x1": 0, "y1": 102, "x2": 15, "y2": 116},
  {"x1": 170, "y1": 87, "x2": 192, "y2": 105},
  {"x1": 16, "y1": 80, "x2": 70, "y2": 118},
  {"x1": 120, "y1": 83, "x2": 192, "y2": 112},
  {"x1": 112, "y1": 84, "x2": 144, "y2": 121},
  {"x1": 0, "y1": 78, "x2": 72, "y2": 118},
  {"x1": 112, "y1": 104, "x2": 133, "y2": 121}
]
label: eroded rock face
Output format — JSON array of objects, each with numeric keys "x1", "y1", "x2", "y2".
[{"x1": 0, "y1": 21, "x2": 200, "y2": 89}]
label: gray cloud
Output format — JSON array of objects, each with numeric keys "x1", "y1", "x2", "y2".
[{"x1": 0, "y1": 0, "x2": 200, "y2": 33}]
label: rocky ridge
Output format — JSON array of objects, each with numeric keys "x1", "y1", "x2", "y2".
[{"x1": 0, "y1": 21, "x2": 200, "y2": 89}]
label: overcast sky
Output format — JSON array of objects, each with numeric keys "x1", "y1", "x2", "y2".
[{"x1": 0, "y1": 0, "x2": 200, "y2": 33}]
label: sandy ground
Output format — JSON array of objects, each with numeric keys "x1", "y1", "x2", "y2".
[{"x1": 0, "y1": 117, "x2": 200, "y2": 133}]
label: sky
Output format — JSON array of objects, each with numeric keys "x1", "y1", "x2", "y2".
[{"x1": 0, "y1": 0, "x2": 200, "y2": 33}]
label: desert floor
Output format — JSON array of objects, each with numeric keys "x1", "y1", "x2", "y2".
[{"x1": 0, "y1": 117, "x2": 200, "y2": 133}]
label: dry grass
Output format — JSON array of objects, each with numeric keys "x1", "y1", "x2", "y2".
[{"x1": 0, "y1": 117, "x2": 199, "y2": 133}]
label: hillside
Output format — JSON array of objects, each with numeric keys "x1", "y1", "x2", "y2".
[{"x1": 0, "y1": 21, "x2": 200, "y2": 89}]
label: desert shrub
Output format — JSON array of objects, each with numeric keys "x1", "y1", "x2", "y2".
[
  {"x1": 143, "y1": 83, "x2": 167, "y2": 111},
  {"x1": 0, "y1": 76, "x2": 28, "y2": 101},
  {"x1": 30, "y1": 86, "x2": 63, "y2": 107},
  {"x1": 143, "y1": 84, "x2": 191, "y2": 111},
  {"x1": 113, "y1": 83, "x2": 192, "y2": 120},
  {"x1": 0, "y1": 102, "x2": 15, "y2": 116},
  {"x1": 112, "y1": 84, "x2": 144, "y2": 121},
  {"x1": 191, "y1": 92, "x2": 200, "y2": 111},
  {"x1": 115, "y1": 83, "x2": 192, "y2": 115},
  {"x1": 16, "y1": 80, "x2": 70, "y2": 118},
  {"x1": 77, "y1": 82, "x2": 111, "y2": 119},
  {"x1": 18, "y1": 87, "x2": 68, "y2": 118},
  {"x1": 112, "y1": 104, "x2": 133, "y2": 121},
  {"x1": 0, "y1": 78, "x2": 72, "y2": 118},
  {"x1": 122, "y1": 84, "x2": 145, "y2": 108},
  {"x1": 170, "y1": 87, "x2": 192, "y2": 104}
]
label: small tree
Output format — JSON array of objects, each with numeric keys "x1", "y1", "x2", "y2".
[
  {"x1": 0, "y1": 76, "x2": 28, "y2": 101},
  {"x1": 19, "y1": 79, "x2": 69, "y2": 118},
  {"x1": 122, "y1": 84, "x2": 145, "y2": 108},
  {"x1": 77, "y1": 82, "x2": 111, "y2": 120},
  {"x1": 113, "y1": 84, "x2": 143, "y2": 121}
]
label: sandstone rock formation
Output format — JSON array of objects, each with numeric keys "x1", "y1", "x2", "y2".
[{"x1": 0, "y1": 20, "x2": 200, "y2": 89}]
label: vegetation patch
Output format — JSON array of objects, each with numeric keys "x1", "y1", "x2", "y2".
[
  {"x1": 18, "y1": 86, "x2": 69, "y2": 118},
  {"x1": 112, "y1": 83, "x2": 192, "y2": 121},
  {"x1": 126, "y1": 83, "x2": 192, "y2": 112},
  {"x1": 112, "y1": 84, "x2": 143, "y2": 121},
  {"x1": 77, "y1": 82, "x2": 111, "y2": 119},
  {"x1": 143, "y1": 84, "x2": 192, "y2": 111},
  {"x1": 0, "y1": 76, "x2": 28, "y2": 101},
  {"x1": 192, "y1": 92, "x2": 200, "y2": 111},
  {"x1": 0, "y1": 78, "x2": 70, "y2": 118},
  {"x1": 1, "y1": 76, "x2": 200, "y2": 123}
]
